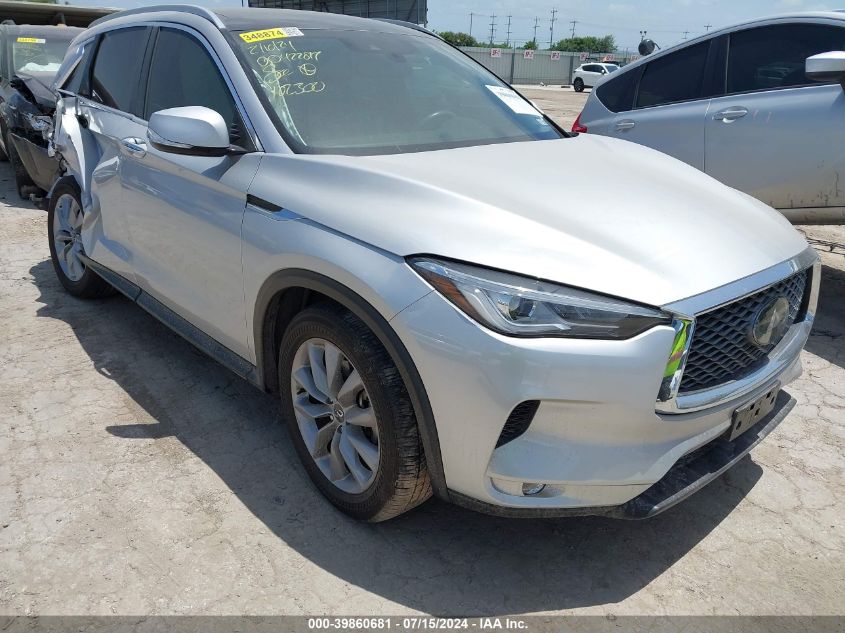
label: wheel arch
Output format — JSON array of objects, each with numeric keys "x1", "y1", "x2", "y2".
[
  {"x1": 47, "y1": 174, "x2": 81, "y2": 208},
  {"x1": 254, "y1": 269, "x2": 449, "y2": 500}
]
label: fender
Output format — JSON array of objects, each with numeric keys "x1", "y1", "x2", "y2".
[
  {"x1": 254, "y1": 269, "x2": 448, "y2": 501},
  {"x1": 46, "y1": 174, "x2": 79, "y2": 207}
]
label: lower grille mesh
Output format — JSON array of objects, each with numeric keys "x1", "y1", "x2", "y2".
[
  {"x1": 679, "y1": 270, "x2": 808, "y2": 393},
  {"x1": 496, "y1": 401, "x2": 540, "y2": 448}
]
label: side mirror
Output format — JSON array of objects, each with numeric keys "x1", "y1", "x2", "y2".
[
  {"x1": 148, "y1": 106, "x2": 236, "y2": 157},
  {"x1": 806, "y1": 51, "x2": 845, "y2": 89}
]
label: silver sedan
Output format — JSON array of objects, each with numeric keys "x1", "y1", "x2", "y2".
[{"x1": 574, "y1": 11, "x2": 845, "y2": 224}]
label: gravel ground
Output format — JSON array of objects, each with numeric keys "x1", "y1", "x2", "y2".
[
  {"x1": 0, "y1": 155, "x2": 843, "y2": 616},
  {"x1": 516, "y1": 85, "x2": 589, "y2": 130}
]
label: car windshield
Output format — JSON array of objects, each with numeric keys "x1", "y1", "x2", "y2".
[
  {"x1": 232, "y1": 27, "x2": 563, "y2": 155},
  {"x1": 12, "y1": 32, "x2": 76, "y2": 77}
]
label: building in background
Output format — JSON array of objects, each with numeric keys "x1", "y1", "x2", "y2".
[
  {"x1": 0, "y1": 0, "x2": 114, "y2": 27},
  {"x1": 247, "y1": 0, "x2": 427, "y2": 26}
]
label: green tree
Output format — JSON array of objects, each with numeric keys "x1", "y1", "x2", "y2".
[
  {"x1": 551, "y1": 35, "x2": 616, "y2": 53},
  {"x1": 438, "y1": 31, "x2": 480, "y2": 47},
  {"x1": 523, "y1": 39, "x2": 537, "y2": 50},
  {"x1": 491, "y1": 42, "x2": 513, "y2": 49}
]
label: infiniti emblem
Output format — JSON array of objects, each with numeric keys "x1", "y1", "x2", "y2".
[{"x1": 749, "y1": 296, "x2": 791, "y2": 348}]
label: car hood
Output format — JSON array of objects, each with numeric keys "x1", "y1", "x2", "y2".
[
  {"x1": 13, "y1": 72, "x2": 57, "y2": 111},
  {"x1": 248, "y1": 134, "x2": 808, "y2": 307}
]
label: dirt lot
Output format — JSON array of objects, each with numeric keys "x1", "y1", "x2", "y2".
[
  {"x1": 516, "y1": 85, "x2": 589, "y2": 129},
  {"x1": 1, "y1": 141, "x2": 844, "y2": 614}
]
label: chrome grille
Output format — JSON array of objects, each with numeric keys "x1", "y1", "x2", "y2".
[{"x1": 679, "y1": 270, "x2": 808, "y2": 394}]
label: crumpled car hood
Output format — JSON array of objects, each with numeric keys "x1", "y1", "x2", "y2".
[
  {"x1": 248, "y1": 134, "x2": 808, "y2": 307},
  {"x1": 13, "y1": 72, "x2": 57, "y2": 111}
]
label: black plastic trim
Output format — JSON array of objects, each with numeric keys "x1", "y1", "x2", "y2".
[
  {"x1": 610, "y1": 391, "x2": 795, "y2": 519},
  {"x1": 496, "y1": 400, "x2": 540, "y2": 448},
  {"x1": 253, "y1": 269, "x2": 449, "y2": 501},
  {"x1": 246, "y1": 193, "x2": 282, "y2": 212},
  {"x1": 81, "y1": 256, "x2": 260, "y2": 386}
]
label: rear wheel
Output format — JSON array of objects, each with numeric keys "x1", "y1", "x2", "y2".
[
  {"x1": 279, "y1": 303, "x2": 431, "y2": 521},
  {"x1": 47, "y1": 181, "x2": 115, "y2": 298},
  {"x1": 573, "y1": 78, "x2": 585, "y2": 92}
]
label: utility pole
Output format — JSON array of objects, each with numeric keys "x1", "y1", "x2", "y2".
[
  {"x1": 570, "y1": 19, "x2": 577, "y2": 38},
  {"x1": 533, "y1": 17, "x2": 540, "y2": 45},
  {"x1": 469, "y1": 12, "x2": 474, "y2": 38},
  {"x1": 549, "y1": 8, "x2": 558, "y2": 49},
  {"x1": 506, "y1": 15, "x2": 512, "y2": 47},
  {"x1": 682, "y1": 30, "x2": 689, "y2": 39},
  {"x1": 489, "y1": 12, "x2": 496, "y2": 45},
  {"x1": 704, "y1": 23, "x2": 712, "y2": 32}
]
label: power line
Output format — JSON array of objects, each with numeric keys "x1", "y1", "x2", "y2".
[{"x1": 549, "y1": 8, "x2": 558, "y2": 48}]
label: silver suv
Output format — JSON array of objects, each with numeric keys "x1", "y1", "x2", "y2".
[
  {"x1": 574, "y1": 12, "x2": 845, "y2": 224},
  {"x1": 48, "y1": 6, "x2": 819, "y2": 521}
]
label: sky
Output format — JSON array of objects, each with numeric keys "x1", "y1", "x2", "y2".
[
  {"x1": 425, "y1": 0, "x2": 837, "y2": 51},
  {"x1": 66, "y1": 0, "x2": 837, "y2": 51}
]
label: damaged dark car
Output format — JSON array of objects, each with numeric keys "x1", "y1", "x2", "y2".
[{"x1": 0, "y1": 23, "x2": 81, "y2": 199}]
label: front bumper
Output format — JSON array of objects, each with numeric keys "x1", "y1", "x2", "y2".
[
  {"x1": 447, "y1": 391, "x2": 795, "y2": 519},
  {"x1": 390, "y1": 258, "x2": 815, "y2": 515}
]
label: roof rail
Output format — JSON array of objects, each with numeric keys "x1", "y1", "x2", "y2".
[
  {"x1": 89, "y1": 4, "x2": 224, "y2": 29},
  {"x1": 374, "y1": 18, "x2": 442, "y2": 39}
]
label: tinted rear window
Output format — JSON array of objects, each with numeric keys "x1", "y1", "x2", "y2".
[
  {"x1": 636, "y1": 41, "x2": 709, "y2": 108},
  {"x1": 595, "y1": 67, "x2": 639, "y2": 112}
]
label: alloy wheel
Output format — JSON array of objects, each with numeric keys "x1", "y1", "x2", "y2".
[
  {"x1": 290, "y1": 338, "x2": 380, "y2": 494},
  {"x1": 52, "y1": 194, "x2": 86, "y2": 282}
]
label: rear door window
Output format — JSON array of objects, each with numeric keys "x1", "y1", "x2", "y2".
[
  {"x1": 727, "y1": 23, "x2": 845, "y2": 94},
  {"x1": 635, "y1": 41, "x2": 710, "y2": 108},
  {"x1": 90, "y1": 26, "x2": 150, "y2": 116},
  {"x1": 595, "y1": 66, "x2": 640, "y2": 112},
  {"x1": 144, "y1": 27, "x2": 244, "y2": 144}
]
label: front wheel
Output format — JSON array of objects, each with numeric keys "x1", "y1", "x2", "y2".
[
  {"x1": 279, "y1": 303, "x2": 431, "y2": 521},
  {"x1": 47, "y1": 181, "x2": 115, "y2": 298},
  {"x1": 573, "y1": 78, "x2": 585, "y2": 92}
]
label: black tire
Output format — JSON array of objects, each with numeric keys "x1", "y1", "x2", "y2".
[
  {"x1": 7, "y1": 136, "x2": 35, "y2": 199},
  {"x1": 47, "y1": 180, "x2": 115, "y2": 299},
  {"x1": 573, "y1": 78, "x2": 585, "y2": 92},
  {"x1": 279, "y1": 303, "x2": 431, "y2": 521}
]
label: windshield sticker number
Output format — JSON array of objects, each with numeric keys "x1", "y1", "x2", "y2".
[
  {"x1": 485, "y1": 85, "x2": 541, "y2": 116},
  {"x1": 16, "y1": 37, "x2": 46, "y2": 44},
  {"x1": 239, "y1": 27, "x2": 304, "y2": 43}
]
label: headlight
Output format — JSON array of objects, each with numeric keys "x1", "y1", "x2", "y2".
[{"x1": 409, "y1": 257, "x2": 671, "y2": 339}]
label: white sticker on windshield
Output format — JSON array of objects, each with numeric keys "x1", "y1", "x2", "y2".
[{"x1": 485, "y1": 85, "x2": 541, "y2": 116}]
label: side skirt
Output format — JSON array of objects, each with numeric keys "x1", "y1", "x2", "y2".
[{"x1": 81, "y1": 255, "x2": 261, "y2": 388}]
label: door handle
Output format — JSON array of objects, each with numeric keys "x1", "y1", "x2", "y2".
[
  {"x1": 121, "y1": 137, "x2": 147, "y2": 157},
  {"x1": 615, "y1": 120, "x2": 636, "y2": 131},
  {"x1": 714, "y1": 107, "x2": 748, "y2": 122}
]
